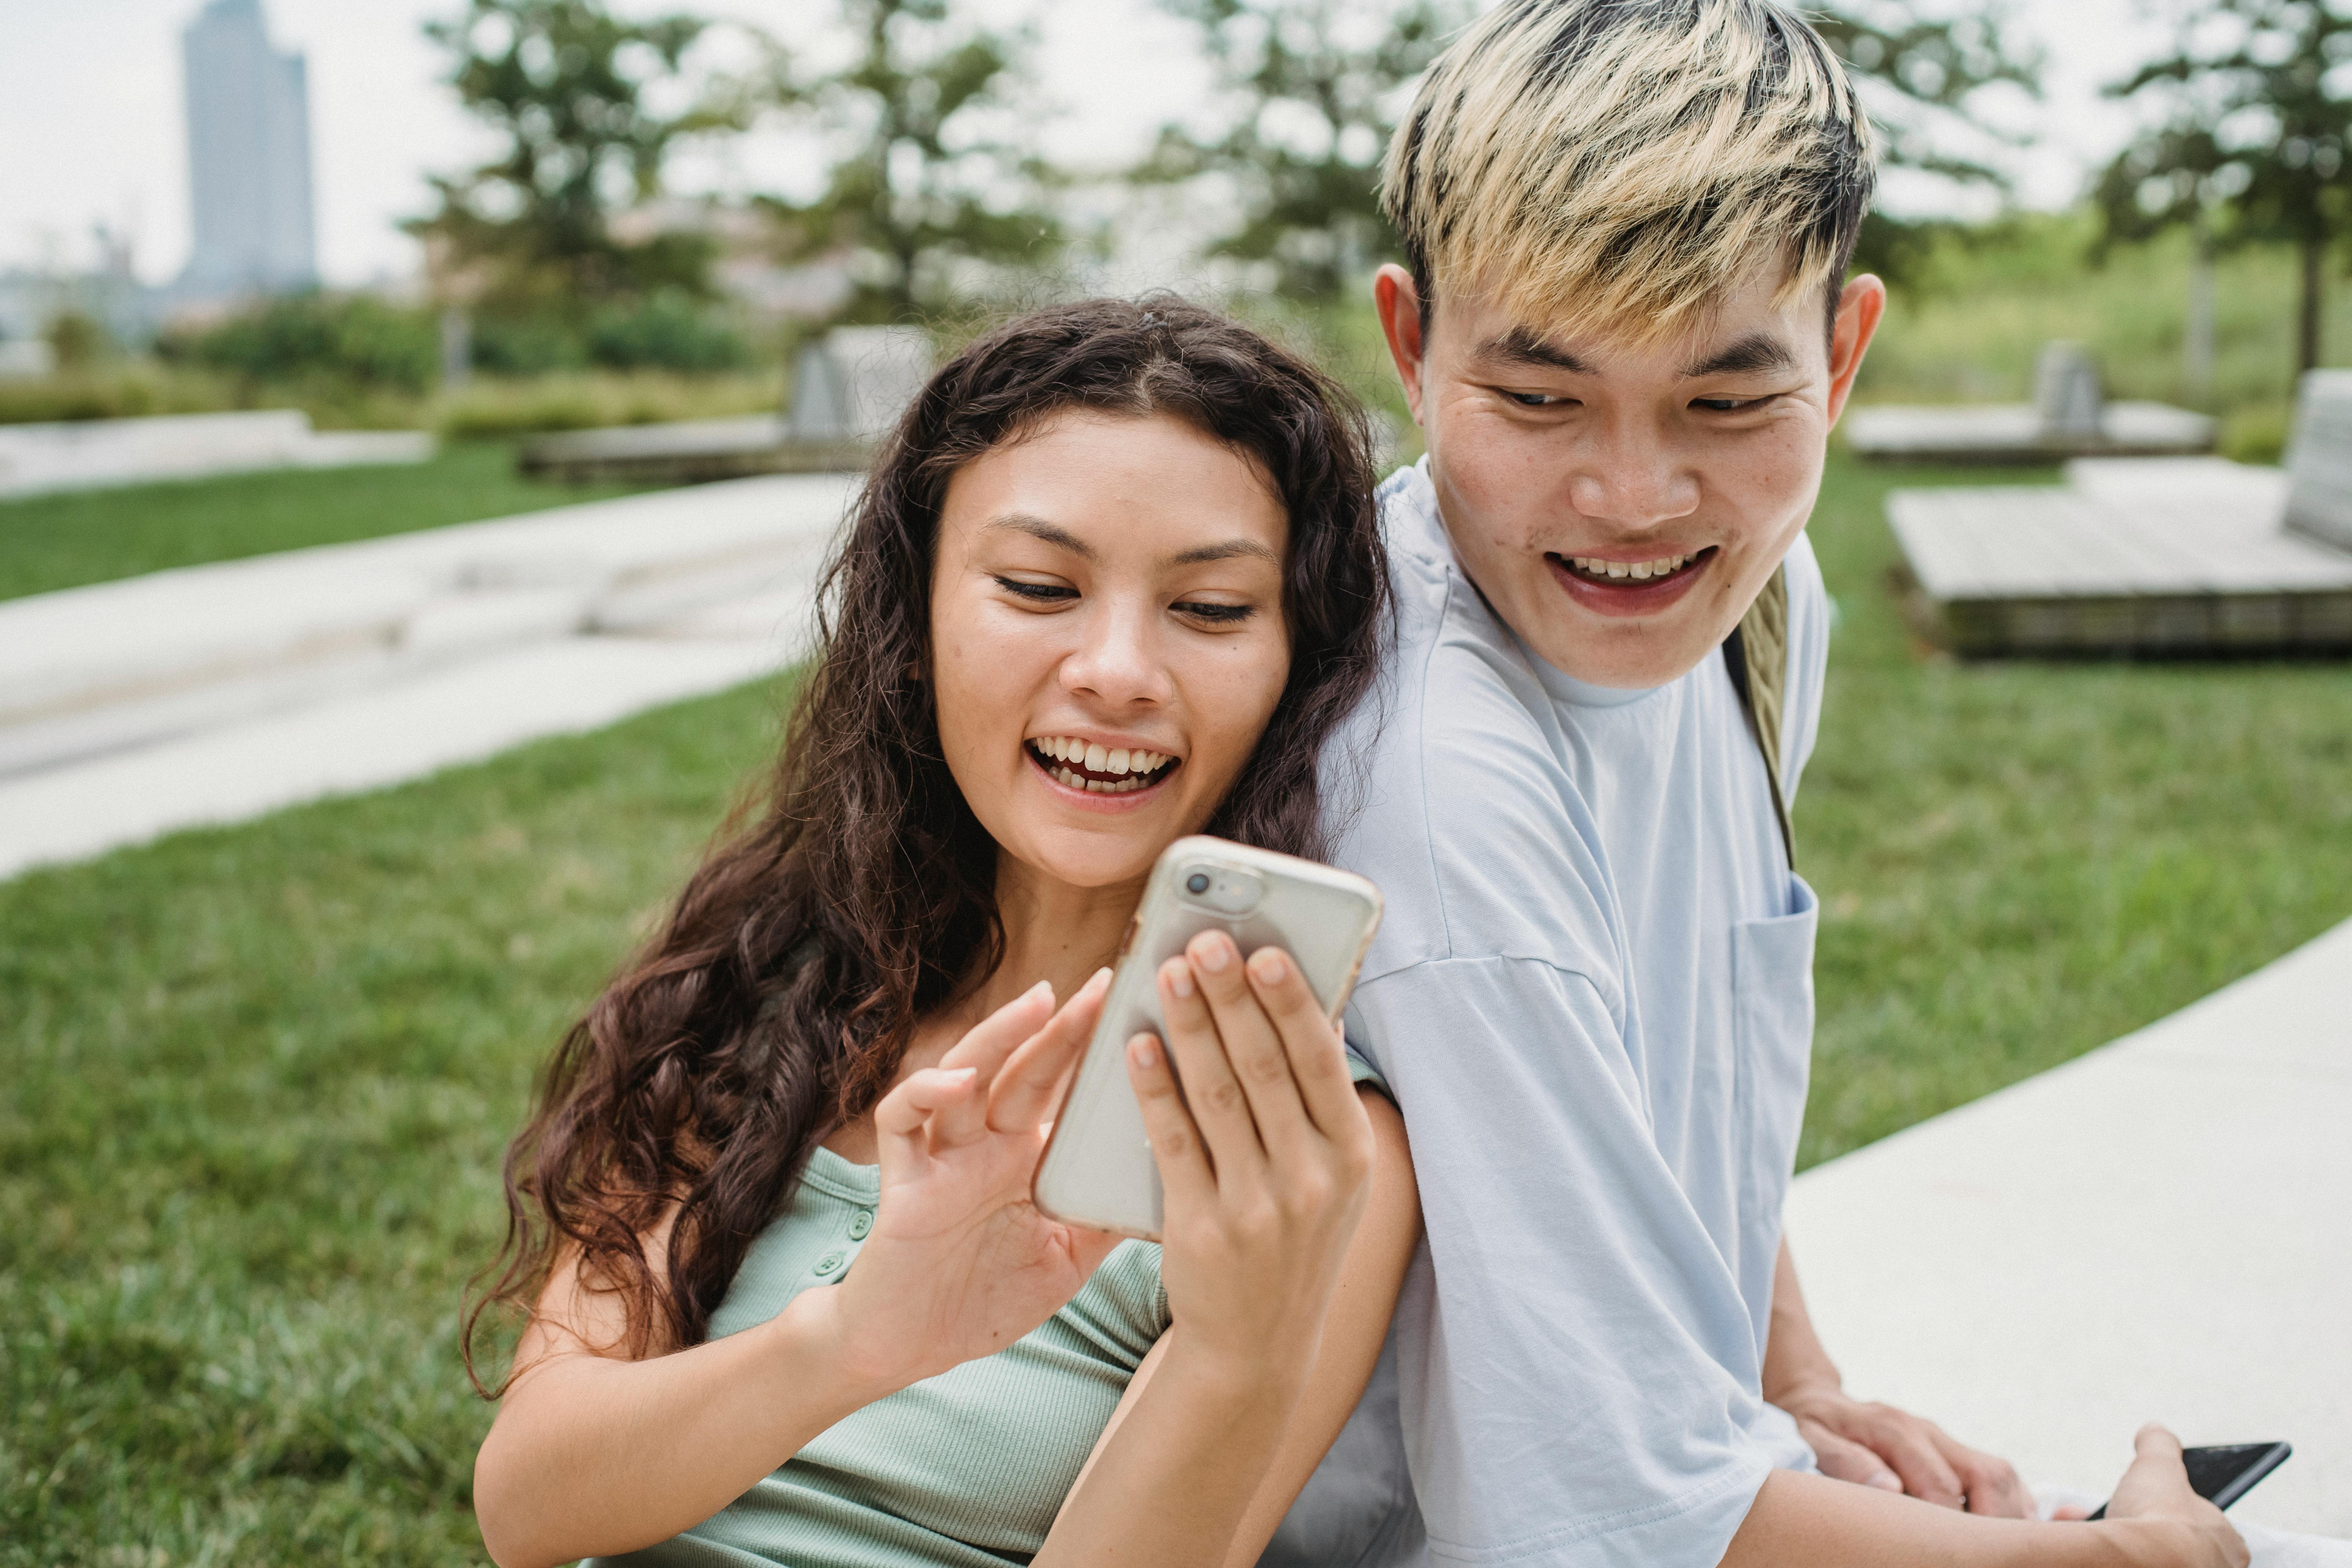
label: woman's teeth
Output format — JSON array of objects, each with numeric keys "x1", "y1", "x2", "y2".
[
  {"x1": 1565, "y1": 552, "x2": 1697, "y2": 583},
  {"x1": 1028, "y1": 736, "x2": 1177, "y2": 794}
]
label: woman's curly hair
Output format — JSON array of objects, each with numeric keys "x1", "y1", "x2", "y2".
[{"x1": 466, "y1": 295, "x2": 1390, "y2": 1383}]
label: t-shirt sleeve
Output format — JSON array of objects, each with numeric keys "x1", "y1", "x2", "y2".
[{"x1": 1350, "y1": 954, "x2": 1779, "y2": 1568}]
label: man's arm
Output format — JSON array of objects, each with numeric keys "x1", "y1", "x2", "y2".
[{"x1": 1762, "y1": 1234, "x2": 2034, "y2": 1517}]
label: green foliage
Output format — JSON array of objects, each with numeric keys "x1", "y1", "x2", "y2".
[
  {"x1": 160, "y1": 295, "x2": 442, "y2": 396},
  {"x1": 2096, "y1": 0, "x2": 2352, "y2": 371},
  {"x1": 1137, "y1": 0, "x2": 1467, "y2": 302},
  {"x1": 1797, "y1": 454, "x2": 2352, "y2": 1165},
  {"x1": 762, "y1": 0, "x2": 1061, "y2": 321},
  {"x1": 0, "y1": 678, "x2": 793, "y2": 1564},
  {"x1": 585, "y1": 291, "x2": 749, "y2": 372},
  {"x1": 0, "y1": 442, "x2": 653, "y2": 603},
  {"x1": 1848, "y1": 209, "x2": 2352, "y2": 422},
  {"x1": 42, "y1": 310, "x2": 111, "y2": 371},
  {"x1": 412, "y1": 0, "x2": 749, "y2": 310},
  {"x1": 432, "y1": 368, "x2": 779, "y2": 439}
]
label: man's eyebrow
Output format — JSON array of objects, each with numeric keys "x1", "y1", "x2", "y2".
[
  {"x1": 983, "y1": 514, "x2": 1094, "y2": 559},
  {"x1": 1683, "y1": 332, "x2": 1797, "y2": 378},
  {"x1": 1169, "y1": 539, "x2": 1279, "y2": 566},
  {"x1": 1475, "y1": 327, "x2": 1596, "y2": 375}
]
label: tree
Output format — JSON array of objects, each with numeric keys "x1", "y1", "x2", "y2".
[
  {"x1": 762, "y1": 0, "x2": 1062, "y2": 323},
  {"x1": 2096, "y1": 0, "x2": 2352, "y2": 375},
  {"x1": 1136, "y1": 0, "x2": 1466, "y2": 303},
  {"x1": 410, "y1": 0, "x2": 751, "y2": 311},
  {"x1": 1810, "y1": 2, "x2": 2043, "y2": 285},
  {"x1": 1143, "y1": 0, "x2": 2039, "y2": 300}
]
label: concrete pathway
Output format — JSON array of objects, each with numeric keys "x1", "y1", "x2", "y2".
[
  {"x1": 0, "y1": 472, "x2": 855, "y2": 879},
  {"x1": 1788, "y1": 916, "x2": 2352, "y2": 1532}
]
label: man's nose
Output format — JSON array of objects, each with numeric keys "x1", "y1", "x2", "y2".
[
  {"x1": 1061, "y1": 601, "x2": 1172, "y2": 708},
  {"x1": 1565, "y1": 423, "x2": 1701, "y2": 530}
]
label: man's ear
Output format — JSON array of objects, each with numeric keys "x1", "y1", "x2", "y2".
[
  {"x1": 1824, "y1": 274, "x2": 1886, "y2": 425},
  {"x1": 1372, "y1": 264, "x2": 1429, "y2": 427}
]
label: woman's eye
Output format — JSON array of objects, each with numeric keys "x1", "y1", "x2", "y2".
[
  {"x1": 993, "y1": 575, "x2": 1078, "y2": 604},
  {"x1": 1174, "y1": 600, "x2": 1255, "y2": 624}
]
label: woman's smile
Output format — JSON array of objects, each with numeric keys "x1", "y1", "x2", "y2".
[{"x1": 1025, "y1": 733, "x2": 1183, "y2": 802}]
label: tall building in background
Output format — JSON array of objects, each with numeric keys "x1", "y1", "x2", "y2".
[{"x1": 178, "y1": 0, "x2": 316, "y2": 297}]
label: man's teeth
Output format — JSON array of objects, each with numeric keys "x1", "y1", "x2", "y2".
[
  {"x1": 1570, "y1": 553, "x2": 1693, "y2": 581},
  {"x1": 1029, "y1": 736, "x2": 1176, "y2": 793}
]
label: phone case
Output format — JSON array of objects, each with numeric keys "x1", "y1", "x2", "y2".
[{"x1": 1031, "y1": 836, "x2": 1382, "y2": 1242}]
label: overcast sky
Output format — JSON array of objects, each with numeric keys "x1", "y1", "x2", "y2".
[{"x1": 0, "y1": 0, "x2": 2185, "y2": 289}]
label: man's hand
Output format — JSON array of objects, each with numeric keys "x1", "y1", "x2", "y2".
[{"x1": 1774, "y1": 1381, "x2": 2034, "y2": 1517}]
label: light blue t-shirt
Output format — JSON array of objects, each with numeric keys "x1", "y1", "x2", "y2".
[{"x1": 1266, "y1": 462, "x2": 1828, "y2": 1568}]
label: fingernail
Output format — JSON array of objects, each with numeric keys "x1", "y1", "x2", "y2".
[
  {"x1": 1869, "y1": 1471, "x2": 1902, "y2": 1492},
  {"x1": 940, "y1": 1066, "x2": 977, "y2": 1083},
  {"x1": 1193, "y1": 935, "x2": 1229, "y2": 971},
  {"x1": 1250, "y1": 948, "x2": 1286, "y2": 983},
  {"x1": 1163, "y1": 960, "x2": 1194, "y2": 998},
  {"x1": 1128, "y1": 1034, "x2": 1161, "y2": 1068},
  {"x1": 1088, "y1": 966, "x2": 1112, "y2": 992},
  {"x1": 1028, "y1": 979, "x2": 1053, "y2": 1003}
]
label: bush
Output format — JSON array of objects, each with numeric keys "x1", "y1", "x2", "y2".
[
  {"x1": 584, "y1": 292, "x2": 748, "y2": 372},
  {"x1": 162, "y1": 295, "x2": 440, "y2": 395},
  {"x1": 469, "y1": 313, "x2": 588, "y2": 377}
]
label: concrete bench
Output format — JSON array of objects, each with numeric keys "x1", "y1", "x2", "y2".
[
  {"x1": 0, "y1": 473, "x2": 858, "y2": 782},
  {"x1": 0, "y1": 409, "x2": 433, "y2": 499},
  {"x1": 518, "y1": 326, "x2": 930, "y2": 484},
  {"x1": 1847, "y1": 342, "x2": 2217, "y2": 465},
  {"x1": 1884, "y1": 372, "x2": 2352, "y2": 656}
]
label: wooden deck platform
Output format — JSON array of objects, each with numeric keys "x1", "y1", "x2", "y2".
[
  {"x1": 1888, "y1": 458, "x2": 2352, "y2": 656},
  {"x1": 1846, "y1": 401, "x2": 2217, "y2": 465}
]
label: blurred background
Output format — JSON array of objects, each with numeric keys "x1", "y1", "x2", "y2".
[{"x1": 3, "y1": 0, "x2": 2349, "y2": 1560}]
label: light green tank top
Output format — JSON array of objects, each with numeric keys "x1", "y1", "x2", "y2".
[{"x1": 595, "y1": 1054, "x2": 1383, "y2": 1568}]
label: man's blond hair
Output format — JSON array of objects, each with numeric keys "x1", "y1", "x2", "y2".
[{"x1": 1383, "y1": 0, "x2": 1875, "y2": 345}]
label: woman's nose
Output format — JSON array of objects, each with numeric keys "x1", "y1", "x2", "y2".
[{"x1": 1060, "y1": 602, "x2": 1172, "y2": 708}]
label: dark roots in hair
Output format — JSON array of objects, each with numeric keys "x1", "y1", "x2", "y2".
[{"x1": 465, "y1": 296, "x2": 1390, "y2": 1384}]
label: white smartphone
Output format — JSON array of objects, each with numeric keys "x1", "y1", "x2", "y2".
[{"x1": 1032, "y1": 835, "x2": 1383, "y2": 1241}]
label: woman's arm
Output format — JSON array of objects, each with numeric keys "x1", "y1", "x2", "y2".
[
  {"x1": 475, "y1": 975, "x2": 1119, "y2": 1568},
  {"x1": 1054, "y1": 1087, "x2": 1420, "y2": 1568},
  {"x1": 1035, "y1": 936, "x2": 1403, "y2": 1568}
]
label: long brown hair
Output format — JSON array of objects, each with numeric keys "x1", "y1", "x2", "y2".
[{"x1": 466, "y1": 296, "x2": 1389, "y2": 1383}]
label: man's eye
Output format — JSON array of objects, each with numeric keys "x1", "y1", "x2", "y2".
[
  {"x1": 1504, "y1": 390, "x2": 1563, "y2": 408},
  {"x1": 993, "y1": 576, "x2": 1077, "y2": 603},
  {"x1": 1174, "y1": 600, "x2": 1254, "y2": 624},
  {"x1": 1694, "y1": 396, "x2": 1769, "y2": 412}
]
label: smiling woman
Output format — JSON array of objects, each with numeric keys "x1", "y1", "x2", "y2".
[{"x1": 462, "y1": 297, "x2": 1417, "y2": 1568}]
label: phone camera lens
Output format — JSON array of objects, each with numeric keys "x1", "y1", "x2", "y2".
[{"x1": 1185, "y1": 872, "x2": 1211, "y2": 895}]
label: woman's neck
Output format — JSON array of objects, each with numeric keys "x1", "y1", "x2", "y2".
[{"x1": 971, "y1": 852, "x2": 1145, "y2": 1019}]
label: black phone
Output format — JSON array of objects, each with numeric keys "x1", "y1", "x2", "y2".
[{"x1": 2084, "y1": 1442, "x2": 2291, "y2": 1520}]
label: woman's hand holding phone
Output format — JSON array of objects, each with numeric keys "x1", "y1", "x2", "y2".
[
  {"x1": 1125, "y1": 929, "x2": 1377, "y2": 1390},
  {"x1": 820, "y1": 970, "x2": 1123, "y2": 1394},
  {"x1": 2096, "y1": 1427, "x2": 2248, "y2": 1568}
]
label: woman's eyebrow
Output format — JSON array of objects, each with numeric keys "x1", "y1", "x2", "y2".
[
  {"x1": 984, "y1": 514, "x2": 1093, "y2": 557},
  {"x1": 1169, "y1": 539, "x2": 1279, "y2": 566}
]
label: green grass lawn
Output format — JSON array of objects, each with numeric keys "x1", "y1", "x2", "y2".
[
  {"x1": 2, "y1": 452, "x2": 2348, "y2": 1560},
  {"x1": 0, "y1": 443, "x2": 654, "y2": 604}
]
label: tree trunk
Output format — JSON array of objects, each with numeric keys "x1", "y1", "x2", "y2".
[{"x1": 2298, "y1": 232, "x2": 2325, "y2": 376}]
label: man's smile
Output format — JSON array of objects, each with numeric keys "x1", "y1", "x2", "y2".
[{"x1": 1543, "y1": 546, "x2": 1719, "y2": 617}]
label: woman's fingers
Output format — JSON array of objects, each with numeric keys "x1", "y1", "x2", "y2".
[
  {"x1": 1156, "y1": 951, "x2": 1268, "y2": 1179},
  {"x1": 1185, "y1": 932, "x2": 1313, "y2": 1159},
  {"x1": 1243, "y1": 944, "x2": 1364, "y2": 1145},
  {"x1": 989, "y1": 967, "x2": 1110, "y2": 1135},
  {"x1": 874, "y1": 1065, "x2": 978, "y2": 1174},
  {"x1": 930, "y1": 979, "x2": 1056, "y2": 1147},
  {"x1": 1125, "y1": 1032, "x2": 1216, "y2": 1212}
]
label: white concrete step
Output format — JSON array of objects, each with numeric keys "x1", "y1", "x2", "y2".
[
  {"x1": 0, "y1": 409, "x2": 433, "y2": 499},
  {"x1": 0, "y1": 472, "x2": 857, "y2": 777},
  {"x1": 1788, "y1": 917, "x2": 2352, "y2": 1532}
]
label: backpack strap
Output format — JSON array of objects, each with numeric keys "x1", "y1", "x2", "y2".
[{"x1": 1721, "y1": 564, "x2": 1795, "y2": 870}]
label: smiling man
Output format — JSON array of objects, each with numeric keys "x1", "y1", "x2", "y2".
[{"x1": 1264, "y1": 3, "x2": 2249, "y2": 1566}]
